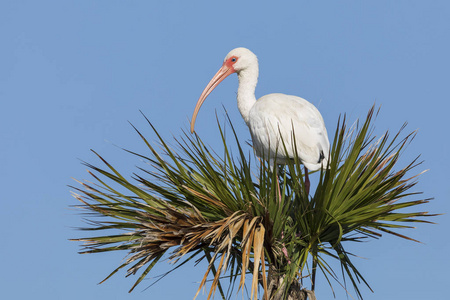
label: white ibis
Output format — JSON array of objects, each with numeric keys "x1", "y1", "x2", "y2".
[{"x1": 190, "y1": 47, "x2": 329, "y2": 194}]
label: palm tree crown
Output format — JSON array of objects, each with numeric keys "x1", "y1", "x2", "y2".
[{"x1": 72, "y1": 107, "x2": 435, "y2": 300}]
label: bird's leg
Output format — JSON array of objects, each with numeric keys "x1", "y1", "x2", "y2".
[
  {"x1": 276, "y1": 175, "x2": 282, "y2": 203},
  {"x1": 304, "y1": 167, "x2": 310, "y2": 196},
  {"x1": 277, "y1": 167, "x2": 290, "y2": 263},
  {"x1": 273, "y1": 164, "x2": 282, "y2": 203}
]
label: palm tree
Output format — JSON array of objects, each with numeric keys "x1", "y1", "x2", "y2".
[{"x1": 71, "y1": 106, "x2": 435, "y2": 300}]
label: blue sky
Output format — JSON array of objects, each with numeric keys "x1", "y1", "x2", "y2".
[{"x1": 1, "y1": 1, "x2": 449, "y2": 299}]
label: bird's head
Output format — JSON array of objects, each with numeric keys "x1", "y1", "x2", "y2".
[
  {"x1": 190, "y1": 47, "x2": 258, "y2": 133},
  {"x1": 223, "y1": 47, "x2": 258, "y2": 74}
]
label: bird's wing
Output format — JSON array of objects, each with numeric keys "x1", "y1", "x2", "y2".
[{"x1": 249, "y1": 94, "x2": 329, "y2": 170}]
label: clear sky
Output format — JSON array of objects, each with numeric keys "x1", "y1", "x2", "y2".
[{"x1": 1, "y1": 1, "x2": 449, "y2": 299}]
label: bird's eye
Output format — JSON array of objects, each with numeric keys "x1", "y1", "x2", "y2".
[{"x1": 231, "y1": 57, "x2": 237, "y2": 62}]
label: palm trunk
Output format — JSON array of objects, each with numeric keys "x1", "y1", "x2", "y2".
[{"x1": 264, "y1": 266, "x2": 316, "y2": 300}]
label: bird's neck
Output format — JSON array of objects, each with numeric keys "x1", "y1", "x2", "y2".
[{"x1": 237, "y1": 66, "x2": 258, "y2": 124}]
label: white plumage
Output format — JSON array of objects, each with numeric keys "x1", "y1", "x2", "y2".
[
  {"x1": 190, "y1": 47, "x2": 329, "y2": 189},
  {"x1": 248, "y1": 93, "x2": 329, "y2": 171}
]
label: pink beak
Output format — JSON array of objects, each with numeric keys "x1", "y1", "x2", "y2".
[{"x1": 190, "y1": 64, "x2": 235, "y2": 133}]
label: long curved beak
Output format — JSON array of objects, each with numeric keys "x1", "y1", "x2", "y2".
[{"x1": 190, "y1": 64, "x2": 235, "y2": 133}]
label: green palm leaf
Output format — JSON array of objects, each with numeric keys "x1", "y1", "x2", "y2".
[{"x1": 72, "y1": 106, "x2": 435, "y2": 299}]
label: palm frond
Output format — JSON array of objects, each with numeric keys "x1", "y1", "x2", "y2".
[{"x1": 72, "y1": 106, "x2": 435, "y2": 299}]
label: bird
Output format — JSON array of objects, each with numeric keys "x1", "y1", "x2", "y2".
[{"x1": 190, "y1": 47, "x2": 329, "y2": 194}]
